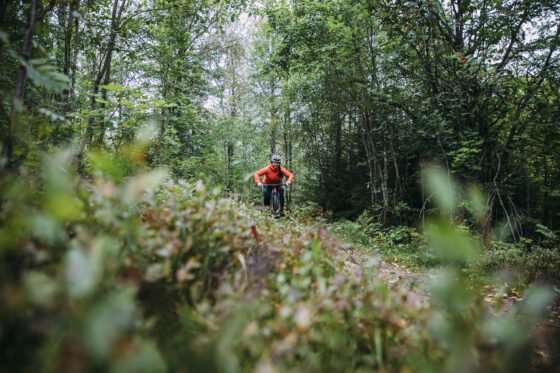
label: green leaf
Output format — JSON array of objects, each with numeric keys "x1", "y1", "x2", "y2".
[
  {"x1": 466, "y1": 185, "x2": 488, "y2": 220},
  {"x1": 424, "y1": 220, "x2": 480, "y2": 265},
  {"x1": 25, "y1": 60, "x2": 70, "y2": 92},
  {"x1": 24, "y1": 271, "x2": 58, "y2": 307},
  {"x1": 535, "y1": 224, "x2": 557, "y2": 240},
  {"x1": 100, "y1": 83, "x2": 127, "y2": 91},
  {"x1": 65, "y1": 248, "x2": 102, "y2": 298},
  {"x1": 521, "y1": 287, "x2": 554, "y2": 319},
  {"x1": 422, "y1": 165, "x2": 459, "y2": 214},
  {"x1": 45, "y1": 194, "x2": 83, "y2": 221},
  {"x1": 122, "y1": 169, "x2": 169, "y2": 205},
  {"x1": 85, "y1": 288, "x2": 137, "y2": 360},
  {"x1": 112, "y1": 338, "x2": 166, "y2": 373},
  {"x1": 0, "y1": 31, "x2": 8, "y2": 44},
  {"x1": 38, "y1": 108, "x2": 65, "y2": 122},
  {"x1": 30, "y1": 213, "x2": 63, "y2": 244}
]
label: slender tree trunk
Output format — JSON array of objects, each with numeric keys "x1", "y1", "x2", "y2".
[
  {"x1": 96, "y1": 63, "x2": 112, "y2": 146},
  {"x1": 360, "y1": 110, "x2": 377, "y2": 210},
  {"x1": 381, "y1": 137, "x2": 390, "y2": 223},
  {"x1": 333, "y1": 112, "x2": 342, "y2": 175},
  {"x1": 226, "y1": 141, "x2": 234, "y2": 190},
  {"x1": 96, "y1": 0, "x2": 126, "y2": 146},
  {"x1": 0, "y1": 0, "x2": 6, "y2": 24},
  {"x1": 542, "y1": 153, "x2": 550, "y2": 226},
  {"x1": 15, "y1": 0, "x2": 39, "y2": 97},
  {"x1": 58, "y1": 0, "x2": 79, "y2": 114},
  {"x1": 158, "y1": 77, "x2": 168, "y2": 153},
  {"x1": 270, "y1": 112, "x2": 277, "y2": 155},
  {"x1": 282, "y1": 100, "x2": 291, "y2": 168},
  {"x1": 283, "y1": 101, "x2": 292, "y2": 205},
  {"x1": 389, "y1": 121, "x2": 401, "y2": 207},
  {"x1": 5, "y1": 0, "x2": 38, "y2": 168},
  {"x1": 79, "y1": 0, "x2": 126, "y2": 160},
  {"x1": 70, "y1": 1, "x2": 80, "y2": 103},
  {"x1": 269, "y1": 79, "x2": 278, "y2": 155}
]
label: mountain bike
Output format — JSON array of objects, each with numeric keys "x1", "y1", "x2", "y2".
[{"x1": 261, "y1": 183, "x2": 286, "y2": 218}]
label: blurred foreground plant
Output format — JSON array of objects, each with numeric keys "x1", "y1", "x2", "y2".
[
  {"x1": 0, "y1": 133, "x2": 254, "y2": 371},
  {"x1": 419, "y1": 165, "x2": 555, "y2": 373}
]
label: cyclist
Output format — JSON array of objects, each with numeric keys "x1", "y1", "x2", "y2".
[{"x1": 254, "y1": 154, "x2": 294, "y2": 215}]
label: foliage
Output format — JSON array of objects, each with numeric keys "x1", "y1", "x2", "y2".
[
  {"x1": 0, "y1": 138, "x2": 252, "y2": 371},
  {"x1": 1, "y1": 0, "x2": 560, "y2": 371},
  {"x1": 331, "y1": 212, "x2": 437, "y2": 270},
  {"x1": 333, "y1": 197, "x2": 560, "y2": 285},
  {"x1": 1, "y1": 144, "x2": 559, "y2": 372},
  {"x1": 260, "y1": 0, "x2": 560, "y2": 229},
  {"x1": 418, "y1": 167, "x2": 558, "y2": 372},
  {"x1": 224, "y1": 227, "x2": 436, "y2": 372},
  {"x1": 479, "y1": 241, "x2": 560, "y2": 285}
]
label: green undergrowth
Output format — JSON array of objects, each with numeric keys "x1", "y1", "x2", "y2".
[
  {"x1": 330, "y1": 214, "x2": 437, "y2": 271},
  {"x1": 1, "y1": 151, "x2": 558, "y2": 372},
  {"x1": 227, "y1": 213, "x2": 438, "y2": 372},
  {"x1": 331, "y1": 210, "x2": 560, "y2": 288}
]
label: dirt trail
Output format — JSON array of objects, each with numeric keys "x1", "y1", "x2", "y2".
[
  {"x1": 334, "y1": 243, "x2": 431, "y2": 308},
  {"x1": 244, "y1": 243, "x2": 279, "y2": 297},
  {"x1": 244, "y1": 219, "x2": 432, "y2": 306},
  {"x1": 243, "y1": 219, "x2": 559, "y2": 371},
  {"x1": 243, "y1": 217, "x2": 556, "y2": 316}
]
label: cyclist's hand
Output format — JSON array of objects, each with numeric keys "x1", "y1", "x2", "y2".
[
  {"x1": 257, "y1": 182, "x2": 263, "y2": 187},
  {"x1": 286, "y1": 181, "x2": 291, "y2": 186}
]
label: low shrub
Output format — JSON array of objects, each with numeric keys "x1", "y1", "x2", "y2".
[
  {"x1": 480, "y1": 241, "x2": 560, "y2": 285},
  {"x1": 0, "y1": 149, "x2": 254, "y2": 372}
]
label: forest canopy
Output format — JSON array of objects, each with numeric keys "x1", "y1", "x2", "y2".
[{"x1": 2, "y1": 0, "x2": 559, "y2": 232}]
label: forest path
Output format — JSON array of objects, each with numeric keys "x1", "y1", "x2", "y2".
[
  {"x1": 244, "y1": 214, "x2": 554, "y2": 314},
  {"x1": 244, "y1": 215, "x2": 432, "y2": 308},
  {"x1": 243, "y1": 217, "x2": 559, "y2": 369},
  {"x1": 334, "y1": 242, "x2": 431, "y2": 308},
  {"x1": 332, "y1": 233, "x2": 560, "y2": 370}
]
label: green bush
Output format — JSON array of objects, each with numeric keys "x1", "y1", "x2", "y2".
[
  {"x1": 0, "y1": 147, "x2": 254, "y2": 372},
  {"x1": 1, "y1": 153, "x2": 558, "y2": 372},
  {"x1": 480, "y1": 241, "x2": 560, "y2": 284}
]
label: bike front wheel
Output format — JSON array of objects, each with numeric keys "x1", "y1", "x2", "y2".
[{"x1": 271, "y1": 189, "x2": 282, "y2": 217}]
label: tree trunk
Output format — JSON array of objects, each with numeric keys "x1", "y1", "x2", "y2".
[
  {"x1": 56, "y1": 0, "x2": 79, "y2": 114},
  {"x1": 381, "y1": 136, "x2": 390, "y2": 223},
  {"x1": 542, "y1": 153, "x2": 551, "y2": 226},
  {"x1": 333, "y1": 112, "x2": 342, "y2": 175},
  {"x1": 80, "y1": 0, "x2": 126, "y2": 159},
  {"x1": 226, "y1": 141, "x2": 234, "y2": 190},
  {"x1": 69, "y1": 1, "x2": 80, "y2": 103},
  {"x1": 389, "y1": 120, "x2": 401, "y2": 208},
  {"x1": 283, "y1": 99, "x2": 292, "y2": 206},
  {"x1": 360, "y1": 110, "x2": 377, "y2": 210},
  {"x1": 0, "y1": 0, "x2": 6, "y2": 24},
  {"x1": 5, "y1": 0, "x2": 38, "y2": 168},
  {"x1": 269, "y1": 79, "x2": 278, "y2": 155}
]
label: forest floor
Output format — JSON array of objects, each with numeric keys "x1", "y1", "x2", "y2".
[
  {"x1": 244, "y1": 214, "x2": 560, "y2": 371},
  {"x1": 246, "y1": 213, "x2": 542, "y2": 311},
  {"x1": 330, "y1": 225, "x2": 560, "y2": 372},
  {"x1": 335, "y1": 243, "x2": 431, "y2": 309},
  {"x1": 332, "y1": 228, "x2": 560, "y2": 321},
  {"x1": 245, "y1": 223, "x2": 430, "y2": 306}
]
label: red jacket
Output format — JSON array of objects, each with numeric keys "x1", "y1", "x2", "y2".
[{"x1": 254, "y1": 164, "x2": 294, "y2": 185}]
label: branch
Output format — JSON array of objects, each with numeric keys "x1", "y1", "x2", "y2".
[
  {"x1": 495, "y1": 6, "x2": 531, "y2": 73},
  {"x1": 502, "y1": 22, "x2": 560, "y2": 151}
]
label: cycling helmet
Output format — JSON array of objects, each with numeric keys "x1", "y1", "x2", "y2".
[{"x1": 271, "y1": 154, "x2": 281, "y2": 163}]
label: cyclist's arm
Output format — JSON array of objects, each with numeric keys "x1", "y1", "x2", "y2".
[
  {"x1": 280, "y1": 167, "x2": 294, "y2": 183},
  {"x1": 254, "y1": 167, "x2": 268, "y2": 184}
]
